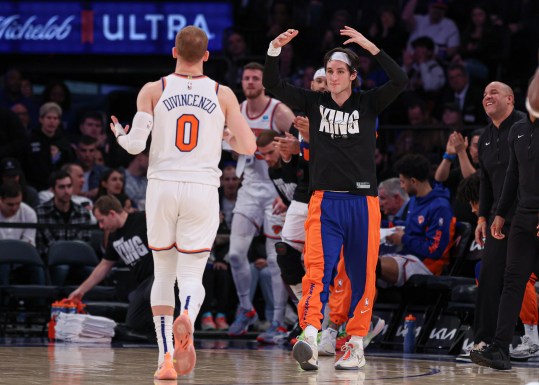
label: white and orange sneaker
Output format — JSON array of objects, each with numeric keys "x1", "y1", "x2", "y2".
[
  {"x1": 154, "y1": 352, "x2": 177, "y2": 380},
  {"x1": 335, "y1": 342, "x2": 366, "y2": 370},
  {"x1": 173, "y1": 310, "x2": 197, "y2": 375}
]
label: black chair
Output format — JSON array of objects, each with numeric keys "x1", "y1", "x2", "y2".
[
  {"x1": 412, "y1": 221, "x2": 475, "y2": 350},
  {"x1": 47, "y1": 240, "x2": 116, "y2": 300},
  {"x1": 48, "y1": 240, "x2": 100, "y2": 286},
  {"x1": 0, "y1": 239, "x2": 59, "y2": 335}
]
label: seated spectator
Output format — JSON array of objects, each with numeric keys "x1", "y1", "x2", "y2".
[
  {"x1": 402, "y1": 0, "x2": 460, "y2": 61},
  {"x1": 378, "y1": 177, "x2": 410, "y2": 225},
  {"x1": 41, "y1": 80, "x2": 75, "y2": 131},
  {"x1": 0, "y1": 157, "x2": 39, "y2": 209},
  {"x1": 97, "y1": 169, "x2": 134, "y2": 213},
  {"x1": 69, "y1": 195, "x2": 157, "y2": 334},
  {"x1": 368, "y1": 5, "x2": 408, "y2": 62},
  {"x1": 75, "y1": 135, "x2": 108, "y2": 200},
  {"x1": 39, "y1": 163, "x2": 94, "y2": 218},
  {"x1": 402, "y1": 36, "x2": 446, "y2": 96},
  {"x1": 73, "y1": 111, "x2": 108, "y2": 151},
  {"x1": 24, "y1": 102, "x2": 74, "y2": 191},
  {"x1": 320, "y1": 9, "x2": 351, "y2": 55},
  {"x1": 36, "y1": 170, "x2": 92, "y2": 259},
  {"x1": 379, "y1": 154, "x2": 455, "y2": 287},
  {"x1": 357, "y1": 51, "x2": 389, "y2": 90},
  {"x1": 434, "y1": 129, "x2": 482, "y2": 224},
  {"x1": 0, "y1": 181, "x2": 43, "y2": 285},
  {"x1": 393, "y1": 100, "x2": 444, "y2": 163},
  {"x1": 223, "y1": 30, "x2": 249, "y2": 90},
  {"x1": 437, "y1": 64, "x2": 486, "y2": 126},
  {"x1": 0, "y1": 68, "x2": 38, "y2": 127},
  {"x1": 10, "y1": 103, "x2": 33, "y2": 133},
  {"x1": 124, "y1": 152, "x2": 149, "y2": 210},
  {"x1": 440, "y1": 102, "x2": 465, "y2": 131},
  {"x1": 455, "y1": 4, "x2": 505, "y2": 83}
]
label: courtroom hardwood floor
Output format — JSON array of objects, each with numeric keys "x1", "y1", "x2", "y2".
[{"x1": 0, "y1": 339, "x2": 537, "y2": 385}]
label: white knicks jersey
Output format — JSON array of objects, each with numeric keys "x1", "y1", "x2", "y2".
[
  {"x1": 149, "y1": 74, "x2": 225, "y2": 187},
  {"x1": 237, "y1": 98, "x2": 282, "y2": 184}
]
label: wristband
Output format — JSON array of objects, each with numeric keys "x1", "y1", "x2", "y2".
[
  {"x1": 443, "y1": 152, "x2": 457, "y2": 161},
  {"x1": 114, "y1": 122, "x2": 126, "y2": 138},
  {"x1": 267, "y1": 43, "x2": 281, "y2": 57}
]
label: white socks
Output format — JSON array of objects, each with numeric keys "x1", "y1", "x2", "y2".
[
  {"x1": 524, "y1": 324, "x2": 539, "y2": 345},
  {"x1": 350, "y1": 335, "x2": 364, "y2": 350},
  {"x1": 305, "y1": 325, "x2": 318, "y2": 343},
  {"x1": 154, "y1": 315, "x2": 174, "y2": 365}
]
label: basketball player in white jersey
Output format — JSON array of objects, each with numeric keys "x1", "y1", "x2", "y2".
[
  {"x1": 110, "y1": 26, "x2": 256, "y2": 380},
  {"x1": 228, "y1": 62, "x2": 296, "y2": 341}
]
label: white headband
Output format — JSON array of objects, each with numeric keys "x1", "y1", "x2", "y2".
[
  {"x1": 313, "y1": 68, "x2": 326, "y2": 79},
  {"x1": 328, "y1": 52, "x2": 351, "y2": 66}
]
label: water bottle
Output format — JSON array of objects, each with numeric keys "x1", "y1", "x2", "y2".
[{"x1": 403, "y1": 314, "x2": 416, "y2": 353}]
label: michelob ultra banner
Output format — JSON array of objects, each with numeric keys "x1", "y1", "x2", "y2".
[{"x1": 0, "y1": 1, "x2": 232, "y2": 54}]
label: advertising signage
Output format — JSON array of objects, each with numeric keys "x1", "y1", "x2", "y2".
[{"x1": 0, "y1": 1, "x2": 232, "y2": 54}]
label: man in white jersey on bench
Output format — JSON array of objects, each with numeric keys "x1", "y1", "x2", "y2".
[{"x1": 227, "y1": 62, "x2": 296, "y2": 342}]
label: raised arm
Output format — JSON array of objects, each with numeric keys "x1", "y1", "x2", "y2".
[
  {"x1": 340, "y1": 26, "x2": 408, "y2": 113},
  {"x1": 263, "y1": 29, "x2": 311, "y2": 112},
  {"x1": 218, "y1": 85, "x2": 257, "y2": 155},
  {"x1": 110, "y1": 81, "x2": 159, "y2": 155}
]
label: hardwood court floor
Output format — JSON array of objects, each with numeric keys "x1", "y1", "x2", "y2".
[{"x1": 0, "y1": 339, "x2": 537, "y2": 385}]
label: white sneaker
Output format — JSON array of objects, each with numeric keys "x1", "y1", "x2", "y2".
[
  {"x1": 293, "y1": 335, "x2": 319, "y2": 371},
  {"x1": 318, "y1": 328, "x2": 337, "y2": 356},
  {"x1": 510, "y1": 336, "x2": 539, "y2": 361},
  {"x1": 335, "y1": 341, "x2": 366, "y2": 370},
  {"x1": 456, "y1": 341, "x2": 487, "y2": 363},
  {"x1": 364, "y1": 316, "x2": 385, "y2": 349}
]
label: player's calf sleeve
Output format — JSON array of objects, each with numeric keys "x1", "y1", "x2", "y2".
[
  {"x1": 275, "y1": 241, "x2": 305, "y2": 285},
  {"x1": 177, "y1": 251, "x2": 209, "y2": 325},
  {"x1": 150, "y1": 249, "x2": 177, "y2": 308}
]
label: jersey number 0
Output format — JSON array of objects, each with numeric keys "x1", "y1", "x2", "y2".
[{"x1": 176, "y1": 114, "x2": 199, "y2": 152}]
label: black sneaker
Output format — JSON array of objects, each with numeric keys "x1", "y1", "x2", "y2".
[{"x1": 470, "y1": 343, "x2": 512, "y2": 370}]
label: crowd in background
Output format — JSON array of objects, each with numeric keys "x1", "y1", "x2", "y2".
[{"x1": 1, "y1": 0, "x2": 539, "y2": 333}]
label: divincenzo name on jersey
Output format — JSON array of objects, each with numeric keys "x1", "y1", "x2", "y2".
[{"x1": 162, "y1": 93, "x2": 217, "y2": 114}]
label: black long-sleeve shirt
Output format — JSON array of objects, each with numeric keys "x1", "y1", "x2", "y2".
[
  {"x1": 477, "y1": 109, "x2": 526, "y2": 221},
  {"x1": 496, "y1": 116, "x2": 539, "y2": 216},
  {"x1": 263, "y1": 50, "x2": 407, "y2": 195},
  {"x1": 281, "y1": 152, "x2": 310, "y2": 204}
]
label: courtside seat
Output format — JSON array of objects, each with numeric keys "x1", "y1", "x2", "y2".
[
  {"x1": 446, "y1": 284, "x2": 477, "y2": 312},
  {"x1": 0, "y1": 240, "x2": 60, "y2": 335}
]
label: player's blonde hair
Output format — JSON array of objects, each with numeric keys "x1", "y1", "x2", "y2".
[{"x1": 175, "y1": 26, "x2": 208, "y2": 63}]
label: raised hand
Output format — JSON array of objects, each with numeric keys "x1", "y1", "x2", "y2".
[
  {"x1": 340, "y1": 26, "x2": 379, "y2": 55},
  {"x1": 271, "y1": 29, "x2": 299, "y2": 49},
  {"x1": 110, "y1": 115, "x2": 129, "y2": 138}
]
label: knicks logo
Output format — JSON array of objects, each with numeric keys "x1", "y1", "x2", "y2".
[
  {"x1": 319, "y1": 106, "x2": 360, "y2": 138},
  {"x1": 272, "y1": 225, "x2": 283, "y2": 235}
]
